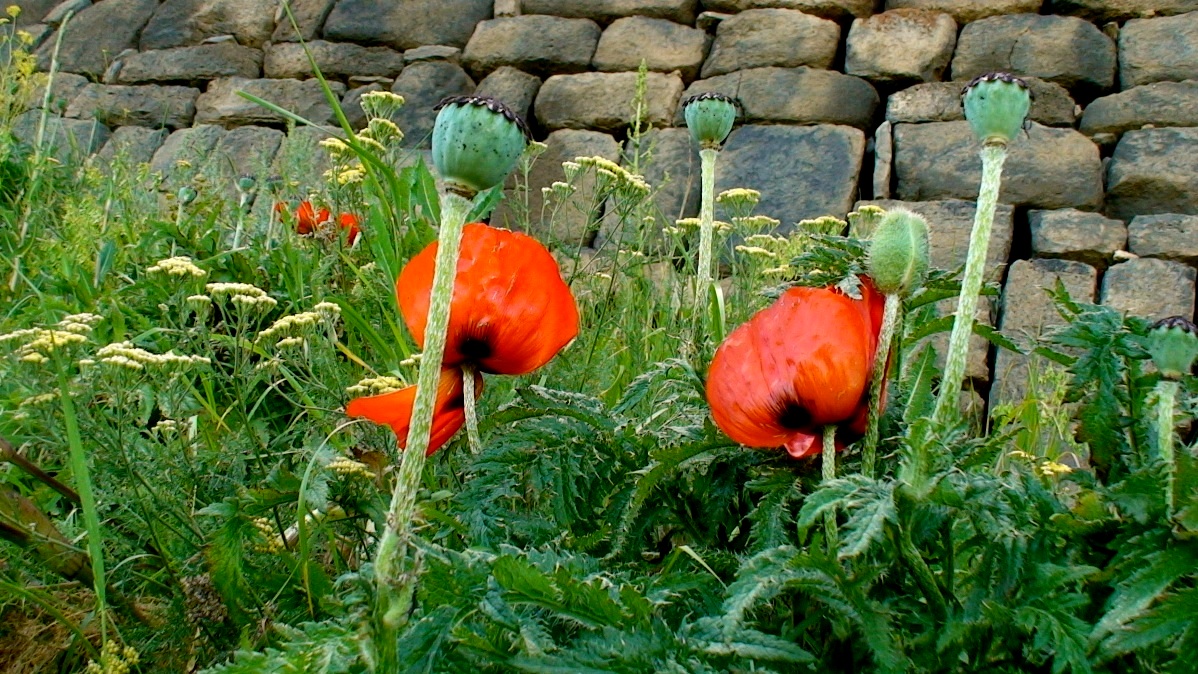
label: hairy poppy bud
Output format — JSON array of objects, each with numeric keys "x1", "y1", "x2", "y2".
[
  {"x1": 682, "y1": 92, "x2": 739, "y2": 150},
  {"x1": 1147, "y1": 316, "x2": 1198, "y2": 380},
  {"x1": 177, "y1": 186, "x2": 198, "y2": 205},
  {"x1": 868, "y1": 208, "x2": 930, "y2": 297},
  {"x1": 431, "y1": 95, "x2": 531, "y2": 198},
  {"x1": 961, "y1": 72, "x2": 1031, "y2": 146}
]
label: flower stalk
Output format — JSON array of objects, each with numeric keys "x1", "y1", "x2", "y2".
[
  {"x1": 863, "y1": 293, "x2": 901, "y2": 476},
  {"x1": 1154, "y1": 380, "x2": 1179, "y2": 517},
  {"x1": 462, "y1": 363, "x2": 482, "y2": 453},
  {"x1": 822, "y1": 424, "x2": 838, "y2": 551},
  {"x1": 696, "y1": 148, "x2": 718, "y2": 291}
]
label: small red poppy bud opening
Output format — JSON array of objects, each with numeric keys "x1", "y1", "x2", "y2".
[
  {"x1": 706, "y1": 280, "x2": 885, "y2": 459},
  {"x1": 346, "y1": 367, "x2": 482, "y2": 456},
  {"x1": 339, "y1": 212, "x2": 361, "y2": 246},
  {"x1": 293, "y1": 200, "x2": 330, "y2": 235},
  {"x1": 398, "y1": 223, "x2": 580, "y2": 376}
]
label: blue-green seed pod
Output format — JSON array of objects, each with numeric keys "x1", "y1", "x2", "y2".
[
  {"x1": 432, "y1": 95, "x2": 531, "y2": 198},
  {"x1": 961, "y1": 72, "x2": 1032, "y2": 146},
  {"x1": 868, "y1": 208, "x2": 930, "y2": 297},
  {"x1": 177, "y1": 186, "x2": 198, "y2": 205},
  {"x1": 1147, "y1": 316, "x2": 1198, "y2": 380},
  {"x1": 682, "y1": 92, "x2": 739, "y2": 150}
]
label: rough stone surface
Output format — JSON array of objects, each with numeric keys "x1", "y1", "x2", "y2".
[
  {"x1": 592, "y1": 17, "x2": 710, "y2": 81},
  {"x1": 324, "y1": 0, "x2": 493, "y2": 51},
  {"x1": 1127, "y1": 214, "x2": 1198, "y2": 265},
  {"x1": 149, "y1": 123, "x2": 226, "y2": 189},
  {"x1": 859, "y1": 198, "x2": 1015, "y2": 281},
  {"x1": 24, "y1": 72, "x2": 89, "y2": 114},
  {"x1": 263, "y1": 41, "x2": 405, "y2": 80},
  {"x1": 389, "y1": 61, "x2": 474, "y2": 146},
  {"x1": 894, "y1": 121, "x2": 1103, "y2": 209},
  {"x1": 271, "y1": 0, "x2": 335, "y2": 42},
  {"x1": 1080, "y1": 81, "x2": 1198, "y2": 137},
  {"x1": 195, "y1": 77, "x2": 346, "y2": 128},
  {"x1": 994, "y1": 258, "x2": 1098, "y2": 403},
  {"x1": 521, "y1": 0, "x2": 698, "y2": 23},
  {"x1": 44, "y1": 0, "x2": 92, "y2": 27},
  {"x1": 65, "y1": 83, "x2": 200, "y2": 130},
  {"x1": 718, "y1": 124, "x2": 865, "y2": 225},
  {"x1": 1029, "y1": 208, "x2": 1127, "y2": 268},
  {"x1": 1118, "y1": 12, "x2": 1198, "y2": 89},
  {"x1": 1101, "y1": 258, "x2": 1197, "y2": 321},
  {"x1": 463, "y1": 16, "x2": 600, "y2": 79},
  {"x1": 140, "y1": 0, "x2": 277, "y2": 50},
  {"x1": 272, "y1": 125, "x2": 336, "y2": 192},
  {"x1": 701, "y1": 9, "x2": 839, "y2": 78},
  {"x1": 873, "y1": 121, "x2": 892, "y2": 199},
  {"x1": 492, "y1": 129, "x2": 621, "y2": 247},
  {"x1": 115, "y1": 43, "x2": 263, "y2": 84},
  {"x1": 596, "y1": 127, "x2": 700, "y2": 251},
  {"x1": 404, "y1": 45, "x2": 461, "y2": 64},
  {"x1": 951, "y1": 13, "x2": 1116, "y2": 94},
  {"x1": 96, "y1": 125, "x2": 169, "y2": 165},
  {"x1": 681, "y1": 67, "x2": 878, "y2": 130},
  {"x1": 846, "y1": 9, "x2": 957, "y2": 83},
  {"x1": 885, "y1": 0, "x2": 1042, "y2": 22},
  {"x1": 1106, "y1": 127, "x2": 1198, "y2": 221},
  {"x1": 1048, "y1": 0, "x2": 1198, "y2": 22},
  {"x1": 36, "y1": 0, "x2": 158, "y2": 78},
  {"x1": 11, "y1": 111, "x2": 110, "y2": 163},
  {"x1": 535, "y1": 71, "x2": 683, "y2": 132},
  {"x1": 699, "y1": 0, "x2": 875, "y2": 20},
  {"x1": 11, "y1": 0, "x2": 60, "y2": 23},
  {"x1": 886, "y1": 77, "x2": 1077, "y2": 126},
  {"x1": 474, "y1": 67, "x2": 541, "y2": 124},
  {"x1": 205, "y1": 125, "x2": 284, "y2": 199}
]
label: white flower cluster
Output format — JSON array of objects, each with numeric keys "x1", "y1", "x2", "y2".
[
  {"x1": 716, "y1": 187, "x2": 761, "y2": 209},
  {"x1": 205, "y1": 282, "x2": 278, "y2": 310},
  {"x1": 96, "y1": 341, "x2": 211, "y2": 371},
  {"x1": 147, "y1": 256, "x2": 206, "y2": 278},
  {"x1": 346, "y1": 374, "x2": 406, "y2": 396}
]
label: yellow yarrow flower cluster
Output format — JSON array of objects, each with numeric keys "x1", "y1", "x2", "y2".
[
  {"x1": 329, "y1": 456, "x2": 374, "y2": 480},
  {"x1": 84, "y1": 641, "x2": 139, "y2": 674},
  {"x1": 96, "y1": 341, "x2": 210, "y2": 371},
  {"x1": 1, "y1": 322, "x2": 92, "y2": 364},
  {"x1": 346, "y1": 374, "x2": 406, "y2": 396},
  {"x1": 147, "y1": 256, "x2": 206, "y2": 278},
  {"x1": 249, "y1": 517, "x2": 285, "y2": 554},
  {"x1": 205, "y1": 282, "x2": 277, "y2": 310},
  {"x1": 573, "y1": 155, "x2": 650, "y2": 196}
]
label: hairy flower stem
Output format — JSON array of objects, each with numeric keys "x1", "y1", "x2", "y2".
[
  {"x1": 696, "y1": 148, "x2": 718, "y2": 296},
  {"x1": 898, "y1": 515, "x2": 948, "y2": 623},
  {"x1": 462, "y1": 364, "x2": 482, "y2": 453},
  {"x1": 934, "y1": 142, "x2": 1007, "y2": 424},
  {"x1": 822, "y1": 425, "x2": 838, "y2": 552},
  {"x1": 373, "y1": 190, "x2": 472, "y2": 669},
  {"x1": 863, "y1": 293, "x2": 902, "y2": 477},
  {"x1": 1155, "y1": 380, "x2": 1179, "y2": 518}
]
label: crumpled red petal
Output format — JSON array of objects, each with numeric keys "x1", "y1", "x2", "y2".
[{"x1": 346, "y1": 367, "x2": 482, "y2": 456}]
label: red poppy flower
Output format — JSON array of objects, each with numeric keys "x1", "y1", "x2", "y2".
[
  {"x1": 398, "y1": 223, "x2": 579, "y2": 375},
  {"x1": 294, "y1": 201, "x2": 331, "y2": 235},
  {"x1": 706, "y1": 279, "x2": 885, "y2": 459},
  {"x1": 346, "y1": 367, "x2": 482, "y2": 456},
  {"x1": 338, "y1": 212, "x2": 361, "y2": 246}
]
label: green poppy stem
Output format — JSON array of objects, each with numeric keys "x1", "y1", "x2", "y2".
[
  {"x1": 373, "y1": 189, "x2": 472, "y2": 668},
  {"x1": 933, "y1": 142, "x2": 1007, "y2": 424},
  {"x1": 462, "y1": 364, "x2": 482, "y2": 454},
  {"x1": 863, "y1": 293, "x2": 902, "y2": 477},
  {"x1": 822, "y1": 424, "x2": 838, "y2": 552},
  {"x1": 696, "y1": 147, "x2": 718, "y2": 292},
  {"x1": 1155, "y1": 379, "x2": 1179, "y2": 518}
]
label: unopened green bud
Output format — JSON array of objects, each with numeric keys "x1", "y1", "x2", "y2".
[
  {"x1": 177, "y1": 186, "x2": 197, "y2": 205},
  {"x1": 236, "y1": 175, "x2": 256, "y2": 192},
  {"x1": 431, "y1": 95, "x2": 531, "y2": 198},
  {"x1": 1147, "y1": 316, "x2": 1198, "y2": 380},
  {"x1": 868, "y1": 208, "x2": 930, "y2": 297},
  {"x1": 961, "y1": 72, "x2": 1031, "y2": 147},
  {"x1": 682, "y1": 92, "x2": 739, "y2": 150}
]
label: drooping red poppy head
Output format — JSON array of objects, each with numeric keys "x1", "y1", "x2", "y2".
[
  {"x1": 346, "y1": 367, "x2": 482, "y2": 455},
  {"x1": 295, "y1": 201, "x2": 331, "y2": 235},
  {"x1": 398, "y1": 223, "x2": 579, "y2": 376},
  {"x1": 338, "y1": 212, "x2": 361, "y2": 246},
  {"x1": 706, "y1": 279, "x2": 885, "y2": 459}
]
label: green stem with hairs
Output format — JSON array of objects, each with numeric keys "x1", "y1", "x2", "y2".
[
  {"x1": 822, "y1": 425, "x2": 838, "y2": 552},
  {"x1": 462, "y1": 364, "x2": 481, "y2": 454},
  {"x1": 696, "y1": 147, "x2": 718, "y2": 293},
  {"x1": 1155, "y1": 380, "x2": 1179, "y2": 518},
  {"x1": 372, "y1": 190, "x2": 472, "y2": 670},
  {"x1": 863, "y1": 293, "x2": 902, "y2": 477},
  {"x1": 934, "y1": 142, "x2": 1007, "y2": 424}
]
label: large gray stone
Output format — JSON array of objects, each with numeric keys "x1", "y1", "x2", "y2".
[
  {"x1": 463, "y1": 16, "x2": 599, "y2": 79},
  {"x1": 195, "y1": 77, "x2": 345, "y2": 128},
  {"x1": 1029, "y1": 208, "x2": 1127, "y2": 268},
  {"x1": 681, "y1": 67, "x2": 878, "y2": 130},
  {"x1": 115, "y1": 43, "x2": 263, "y2": 84},
  {"x1": 11, "y1": 0, "x2": 60, "y2": 23},
  {"x1": 885, "y1": 0, "x2": 1042, "y2": 22},
  {"x1": 846, "y1": 9, "x2": 957, "y2": 83},
  {"x1": 593, "y1": 17, "x2": 710, "y2": 81},
  {"x1": 95, "y1": 125, "x2": 169, "y2": 165},
  {"x1": 271, "y1": 125, "x2": 336, "y2": 193},
  {"x1": 951, "y1": 13, "x2": 1116, "y2": 95},
  {"x1": 858, "y1": 198, "x2": 1015, "y2": 282},
  {"x1": 264, "y1": 41, "x2": 405, "y2": 80},
  {"x1": 149, "y1": 123, "x2": 226, "y2": 189},
  {"x1": 203, "y1": 125, "x2": 284, "y2": 200},
  {"x1": 140, "y1": 0, "x2": 277, "y2": 50},
  {"x1": 1118, "y1": 12, "x2": 1198, "y2": 89},
  {"x1": 35, "y1": 0, "x2": 157, "y2": 78},
  {"x1": 323, "y1": 0, "x2": 492, "y2": 51},
  {"x1": 11, "y1": 111, "x2": 110, "y2": 163},
  {"x1": 271, "y1": 0, "x2": 335, "y2": 42},
  {"x1": 894, "y1": 121, "x2": 1103, "y2": 210},
  {"x1": 389, "y1": 61, "x2": 474, "y2": 147},
  {"x1": 699, "y1": 0, "x2": 874, "y2": 20},
  {"x1": 1106, "y1": 127, "x2": 1198, "y2": 221},
  {"x1": 535, "y1": 71, "x2": 683, "y2": 132},
  {"x1": 1101, "y1": 258, "x2": 1196, "y2": 321},
  {"x1": 1080, "y1": 81, "x2": 1198, "y2": 138},
  {"x1": 596, "y1": 127, "x2": 700, "y2": 250},
  {"x1": 520, "y1": 0, "x2": 698, "y2": 23},
  {"x1": 23, "y1": 72, "x2": 89, "y2": 114},
  {"x1": 43, "y1": 0, "x2": 92, "y2": 27},
  {"x1": 1127, "y1": 214, "x2": 1198, "y2": 266},
  {"x1": 474, "y1": 67, "x2": 541, "y2": 124},
  {"x1": 873, "y1": 121, "x2": 893, "y2": 198},
  {"x1": 716, "y1": 124, "x2": 865, "y2": 225},
  {"x1": 65, "y1": 83, "x2": 200, "y2": 130},
  {"x1": 886, "y1": 77, "x2": 1077, "y2": 126},
  {"x1": 701, "y1": 9, "x2": 839, "y2": 78},
  {"x1": 1049, "y1": 0, "x2": 1198, "y2": 22}
]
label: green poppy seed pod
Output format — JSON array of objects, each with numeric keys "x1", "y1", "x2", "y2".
[
  {"x1": 177, "y1": 186, "x2": 197, "y2": 205},
  {"x1": 1146, "y1": 316, "x2": 1198, "y2": 380},
  {"x1": 431, "y1": 95, "x2": 531, "y2": 198},
  {"x1": 236, "y1": 175, "x2": 256, "y2": 193},
  {"x1": 961, "y1": 72, "x2": 1032, "y2": 146},
  {"x1": 868, "y1": 208, "x2": 930, "y2": 297},
  {"x1": 682, "y1": 92, "x2": 739, "y2": 150}
]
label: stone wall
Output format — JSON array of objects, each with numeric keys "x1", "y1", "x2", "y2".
[{"x1": 8, "y1": 0, "x2": 1198, "y2": 396}]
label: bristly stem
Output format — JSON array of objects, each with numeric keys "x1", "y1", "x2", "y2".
[
  {"x1": 462, "y1": 364, "x2": 481, "y2": 453},
  {"x1": 822, "y1": 425, "x2": 838, "y2": 552},
  {"x1": 373, "y1": 189, "x2": 472, "y2": 669},
  {"x1": 934, "y1": 142, "x2": 1006, "y2": 424},
  {"x1": 1155, "y1": 380, "x2": 1179, "y2": 518},
  {"x1": 864, "y1": 293, "x2": 902, "y2": 477},
  {"x1": 696, "y1": 147, "x2": 718, "y2": 293}
]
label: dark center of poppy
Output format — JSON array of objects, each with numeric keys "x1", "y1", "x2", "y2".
[
  {"x1": 459, "y1": 336, "x2": 492, "y2": 361},
  {"x1": 777, "y1": 401, "x2": 812, "y2": 431}
]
